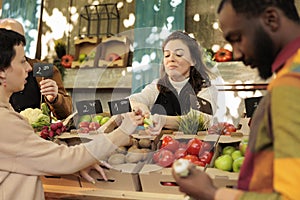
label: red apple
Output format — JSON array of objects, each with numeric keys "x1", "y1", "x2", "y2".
[
  {"x1": 89, "y1": 121, "x2": 101, "y2": 131},
  {"x1": 79, "y1": 121, "x2": 90, "y2": 128}
]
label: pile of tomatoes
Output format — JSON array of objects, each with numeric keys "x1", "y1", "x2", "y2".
[{"x1": 152, "y1": 136, "x2": 214, "y2": 168}]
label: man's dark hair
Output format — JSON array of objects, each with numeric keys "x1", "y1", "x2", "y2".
[
  {"x1": 218, "y1": 0, "x2": 299, "y2": 22},
  {"x1": 0, "y1": 28, "x2": 26, "y2": 71}
]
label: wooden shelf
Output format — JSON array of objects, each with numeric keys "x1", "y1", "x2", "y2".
[{"x1": 63, "y1": 67, "x2": 132, "y2": 90}]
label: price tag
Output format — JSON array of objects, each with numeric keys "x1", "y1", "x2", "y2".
[
  {"x1": 76, "y1": 100, "x2": 103, "y2": 116},
  {"x1": 108, "y1": 98, "x2": 131, "y2": 116},
  {"x1": 33, "y1": 63, "x2": 54, "y2": 78},
  {"x1": 245, "y1": 96, "x2": 262, "y2": 117},
  {"x1": 190, "y1": 95, "x2": 213, "y2": 115}
]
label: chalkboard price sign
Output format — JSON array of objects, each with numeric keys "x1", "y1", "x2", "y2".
[
  {"x1": 76, "y1": 100, "x2": 103, "y2": 116},
  {"x1": 108, "y1": 99, "x2": 131, "y2": 116},
  {"x1": 33, "y1": 63, "x2": 54, "y2": 78}
]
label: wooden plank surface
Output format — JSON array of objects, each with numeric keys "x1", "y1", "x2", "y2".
[{"x1": 44, "y1": 185, "x2": 186, "y2": 200}]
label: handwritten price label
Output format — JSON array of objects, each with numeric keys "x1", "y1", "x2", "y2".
[
  {"x1": 76, "y1": 100, "x2": 103, "y2": 116},
  {"x1": 108, "y1": 99, "x2": 131, "y2": 116},
  {"x1": 33, "y1": 63, "x2": 54, "y2": 78}
]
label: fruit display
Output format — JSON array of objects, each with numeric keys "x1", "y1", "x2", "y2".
[
  {"x1": 152, "y1": 136, "x2": 214, "y2": 168},
  {"x1": 208, "y1": 122, "x2": 237, "y2": 135},
  {"x1": 38, "y1": 121, "x2": 67, "y2": 140},
  {"x1": 213, "y1": 142, "x2": 247, "y2": 172},
  {"x1": 178, "y1": 109, "x2": 209, "y2": 134},
  {"x1": 77, "y1": 114, "x2": 111, "y2": 134}
]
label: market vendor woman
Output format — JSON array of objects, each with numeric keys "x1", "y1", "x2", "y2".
[
  {"x1": 0, "y1": 28, "x2": 143, "y2": 200},
  {"x1": 130, "y1": 31, "x2": 219, "y2": 133}
]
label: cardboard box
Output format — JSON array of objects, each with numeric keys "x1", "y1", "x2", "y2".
[
  {"x1": 80, "y1": 163, "x2": 143, "y2": 191},
  {"x1": 206, "y1": 168, "x2": 239, "y2": 188},
  {"x1": 40, "y1": 174, "x2": 81, "y2": 187},
  {"x1": 139, "y1": 164, "x2": 185, "y2": 194}
]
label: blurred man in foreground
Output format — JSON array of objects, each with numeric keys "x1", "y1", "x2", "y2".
[{"x1": 173, "y1": 0, "x2": 300, "y2": 199}]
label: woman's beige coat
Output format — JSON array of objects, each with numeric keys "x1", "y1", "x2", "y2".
[{"x1": 0, "y1": 102, "x2": 116, "y2": 200}]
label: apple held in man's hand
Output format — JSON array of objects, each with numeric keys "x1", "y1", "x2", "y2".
[
  {"x1": 233, "y1": 156, "x2": 245, "y2": 172},
  {"x1": 231, "y1": 150, "x2": 243, "y2": 160},
  {"x1": 222, "y1": 146, "x2": 236, "y2": 155},
  {"x1": 214, "y1": 154, "x2": 233, "y2": 171}
]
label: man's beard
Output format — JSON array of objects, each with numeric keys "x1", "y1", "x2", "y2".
[{"x1": 250, "y1": 27, "x2": 275, "y2": 80}]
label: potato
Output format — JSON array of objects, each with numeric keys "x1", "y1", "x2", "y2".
[
  {"x1": 125, "y1": 148, "x2": 144, "y2": 163},
  {"x1": 138, "y1": 138, "x2": 151, "y2": 148},
  {"x1": 107, "y1": 153, "x2": 126, "y2": 165}
]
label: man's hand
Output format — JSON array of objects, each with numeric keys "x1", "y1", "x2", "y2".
[
  {"x1": 172, "y1": 165, "x2": 217, "y2": 200},
  {"x1": 40, "y1": 79, "x2": 58, "y2": 103}
]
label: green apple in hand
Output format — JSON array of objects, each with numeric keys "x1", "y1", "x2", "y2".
[
  {"x1": 231, "y1": 150, "x2": 243, "y2": 160},
  {"x1": 222, "y1": 146, "x2": 236, "y2": 155},
  {"x1": 214, "y1": 154, "x2": 233, "y2": 171},
  {"x1": 232, "y1": 156, "x2": 245, "y2": 172}
]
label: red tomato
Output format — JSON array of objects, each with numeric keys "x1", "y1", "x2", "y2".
[
  {"x1": 161, "y1": 136, "x2": 179, "y2": 152},
  {"x1": 182, "y1": 154, "x2": 199, "y2": 163},
  {"x1": 157, "y1": 149, "x2": 175, "y2": 167},
  {"x1": 161, "y1": 182, "x2": 177, "y2": 186},
  {"x1": 224, "y1": 125, "x2": 237, "y2": 133},
  {"x1": 152, "y1": 151, "x2": 160, "y2": 163},
  {"x1": 200, "y1": 141, "x2": 212, "y2": 153},
  {"x1": 193, "y1": 160, "x2": 206, "y2": 167},
  {"x1": 199, "y1": 151, "x2": 213, "y2": 164},
  {"x1": 178, "y1": 142, "x2": 187, "y2": 149},
  {"x1": 186, "y1": 138, "x2": 202, "y2": 155},
  {"x1": 174, "y1": 148, "x2": 188, "y2": 159}
]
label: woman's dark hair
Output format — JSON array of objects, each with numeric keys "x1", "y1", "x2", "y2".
[
  {"x1": 218, "y1": 0, "x2": 299, "y2": 22},
  {"x1": 158, "y1": 31, "x2": 212, "y2": 94},
  {"x1": 0, "y1": 28, "x2": 26, "y2": 71}
]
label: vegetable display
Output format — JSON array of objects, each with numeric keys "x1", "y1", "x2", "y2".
[{"x1": 20, "y1": 104, "x2": 51, "y2": 130}]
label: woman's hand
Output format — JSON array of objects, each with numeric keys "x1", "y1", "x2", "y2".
[
  {"x1": 79, "y1": 161, "x2": 112, "y2": 184},
  {"x1": 148, "y1": 114, "x2": 166, "y2": 135},
  {"x1": 119, "y1": 110, "x2": 144, "y2": 135}
]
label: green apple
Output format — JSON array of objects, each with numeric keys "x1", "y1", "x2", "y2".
[
  {"x1": 239, "y1": 138, "x2": 249, "y2": 156},
  {"x1": 92, "y1": 115, "x2": 103, "y2": 124},
  {"x1": 232, "y1": 156, "x2": 245, "y2": 172},
  {"x1": 79, "y1": 53, "x2": 87, "y2": 62},
  {"x1": 214, "y1": 154, "x2": 233, "y2": 171},
  {"x1": 231, "y1": 150, "x2": 243, "y2": 160},
  {"x1": 222, "y1": 146, "x2": 236, "y2": 155},
  {"x1": 79, "y1": 115, "x2": 92, "y2": 123},
  {"x1": 100, "y1": 116, "x2": 110, "y2": 125}
]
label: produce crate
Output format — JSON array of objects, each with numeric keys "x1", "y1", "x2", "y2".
[
  {"x1": 40, "y1": 174, "x2": 81, "y2": 187},
  {"x1": 80, "y1": 163, "x2": 143, "y2": 191},
  {"x1": 206, "y1": 168, "x2": 239, "y2": 188},
  {"x1": 139, "y1": 164, "x2": 186, "y2": 194},
  {"x1": 206, "y1": 136, "x2": 248, "y2": 188}
]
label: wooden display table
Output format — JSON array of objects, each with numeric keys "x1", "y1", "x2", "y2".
[{"x1": 44, "y1": 184, "x2": 186, "y2": 200}]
